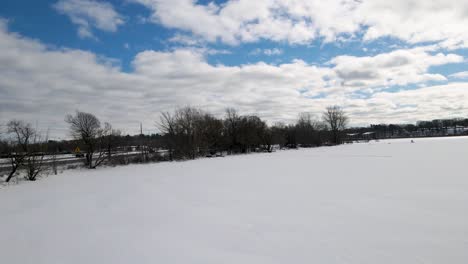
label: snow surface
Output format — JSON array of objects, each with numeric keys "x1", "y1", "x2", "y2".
[{"x1": 1, "y1": 137, "x2": 468, "y2": 264}]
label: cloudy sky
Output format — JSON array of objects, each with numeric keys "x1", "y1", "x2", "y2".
[{"x1": 1, "y1": 0, "x2": 467, "y2": 138}]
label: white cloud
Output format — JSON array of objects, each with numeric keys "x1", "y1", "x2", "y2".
[
  {"x1": 168, "y1": 33, "x2": 205, "y2": 46},
  {"x1": 358, "y1": 0, "x2": 468, "y2": 49},
  {"x1": 347, "y1": 83, "x2": 468, "y2": 125},
  {"x1": 131, "y1": 0, "x2": 468, "y2": 48},
  {"x1": 131, "y1": 0, "x2": 357, "y2": 45},
  {"x1": 449, "y1": 71, "x2": 468, "y2": 79},
  {"x1": 330, "y1": 47, "x2": 463, "y2": 89},
  {"x1": 0, "y1": 22, "x2": 467, "y2": 138},
  {"x1": 250, "y1": 48, "x2": 283, "y2": 56},
  {"x1": 53, "y1": 0, "x2": 124, "y2": 39},
  {"x1": 263, "y1": 48, "x2": 283, "y2": 56},
  {"x1": 166, "y1": 34, "x2": 232, "y2": 55}
]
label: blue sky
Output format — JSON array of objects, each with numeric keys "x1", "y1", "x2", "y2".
[
  {"x1": 0, "y1": 0, "x2": 467, "y2": 137},
  {"x1": 3, "y1": 1, "x2": 382, "y2": 69}
]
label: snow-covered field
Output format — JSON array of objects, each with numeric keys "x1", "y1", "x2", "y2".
[{"x1": 1, "y1": 137, "x2": 468, "y2": 264}]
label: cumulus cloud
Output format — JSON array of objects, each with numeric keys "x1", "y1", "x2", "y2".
[
  {"x1": 0, "y1": 22, "x2": 466, "y2": 138},
  {"x1": 131, "y1": 0, "x2": 468, "y2": 48},
  {"x1": 358, "y1": 0, "x2": 468, "y2": 49},
  {"x1": 53, "y1": 0, "x2": 124, "y2": 39},
  {"x1": 330, "y1": 47, "x2": 463, "y2": 89},
  {"x1": 131, "y1": 0, "x2": 357, "y2": 44}
]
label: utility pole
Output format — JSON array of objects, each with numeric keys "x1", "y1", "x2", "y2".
[{"x1": 139, "y1": 122, "x2": 146, "y2": 162}]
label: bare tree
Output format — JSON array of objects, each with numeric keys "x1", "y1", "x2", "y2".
[
  {"x1": 92, "y1": 122, "x2": 113, "y2": 168},
  {"x1": 159, "y1": 107, "x2": 221, "y2": 159},
  {"x1": 5, "y1": 120, "x2": 46, "y2": 182},
  {"x1": 100, "y1": 122, "x2": 121, "y2": 160},
  {"x1": 196, "y1": 113, "x2": 224, "y2": 155},
  {"x1": 173, "y1": 107, "x2": 203, "y2": 159},
  {"x1": 237, "y1": 115, "x2": 267, "y2": 153},
  {"x1": 24, "y1": 131, "x2": 47, "y2": 181},
  {"x1": 5, "y1": 120, "x2": 32, "y2": 182},
  {"x1": 224, "y1": 108, "x2": 240, "y2": 153},
  {"x1": 260, "y1": 127, "x2": 274, "y2": 152},
  {"x1": 270, "y1": 122, "x2": 288, "y2": 148},
  {"x1": 65, "y1": 111, "x2": 109, "y2": 169},
  {"x1": 158, "y1": 111, "x2": 177, "y2": 161},
  {"x1": 322, "y1": 106, "x2": 348, "y2": 144},
  {"x1": 296, "y1": 112, "x2": 327, "y2": 147}
]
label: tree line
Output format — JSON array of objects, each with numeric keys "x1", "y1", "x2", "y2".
[
  {"x1": 345, "y1": 118, "x2": 468, "y2": 139},
  {"x1": 155, "y1": 106, "x2": 348, "y2": 159},
  {"x1": 3, "y1": 105, "x2": 468, "y2": 183},
  {"x1": 0, "y1": 106, "x2": 348, "y2": 182}
]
